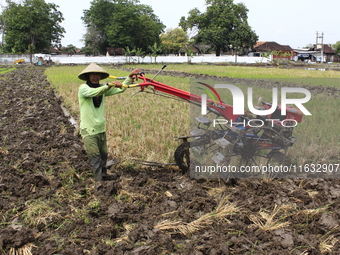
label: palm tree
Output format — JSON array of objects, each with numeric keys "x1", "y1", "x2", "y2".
[
  {"x1": 148, "y1": 43, "x2": 162, "y2": 63},
  {"x1": 124, "y1": 46, "x2": 135, "y2": 63}
]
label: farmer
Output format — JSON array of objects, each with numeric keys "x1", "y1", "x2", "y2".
[{"x1": 78, "y1": 63, "x2": 140, "y2": 181}]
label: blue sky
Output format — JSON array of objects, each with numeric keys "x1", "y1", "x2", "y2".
[{"x1": 37, "y1": 0, "x2": 340, "y2": 49}]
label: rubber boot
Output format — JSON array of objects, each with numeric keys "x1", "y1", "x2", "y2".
[{"x1": 90, "y1": 156, "x2": 104, "y2": 182}]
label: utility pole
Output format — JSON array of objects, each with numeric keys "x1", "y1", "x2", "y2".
[{"x1": 316, "y1": 31, "x2": 324, "y2": 62}]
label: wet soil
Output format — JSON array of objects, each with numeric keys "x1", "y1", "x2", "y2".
[{"x1": 1, "y1": 66, "x2": 340, "y2": 255}]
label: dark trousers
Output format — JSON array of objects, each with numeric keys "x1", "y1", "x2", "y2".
[{"x1": 83, "y1": 132, "x2": 108, "y2": 181}]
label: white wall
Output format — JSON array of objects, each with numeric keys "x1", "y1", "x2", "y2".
[
  {"x1": 0, "y1": 54, "x2": 31, "y2": 64},
  {"x1": 0, "y1": 54, "x2": 271, "y2": 64},
  {"x1": 51, "y1": 54, "x2": 271, "y2": 65}
]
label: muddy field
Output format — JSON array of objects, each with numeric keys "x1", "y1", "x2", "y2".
[{"x1": 1, "y1": 66, "x2": 340, "y2": 255}]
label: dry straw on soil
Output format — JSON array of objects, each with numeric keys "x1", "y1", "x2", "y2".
[
  {"x1": 249, "y1": 204, "x2": 291, "y2": 231},
  {"x1": 155, "y1": 195, "x2": 238, "y2": 237},
  {"x1": 9, "y1": 244, "x2": 35, "y2": 255}
]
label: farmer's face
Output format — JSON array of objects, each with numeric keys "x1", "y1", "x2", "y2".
[{"x1": 89, "y1": 73, "x2": 101, "y2": 84}]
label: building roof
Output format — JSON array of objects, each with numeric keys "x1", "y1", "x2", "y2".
[
  {"x1": 254, "y1": 41, "x2": 293, "y2": 52},
  {"x1": 254, "y1": 41, "x2": 266, "y2": 48},
  {"x1": 306, "y1": 44, "x2": 335, "y2": 54},
  {"x1": 321, "y1": 44, "x2": 335, "y2": 54},
  {"x1": 179, "y1": 45, "x2": 199, "y2": 53},
  {"x1": 50, "y1": 47, "x2": 61, "y2": 54}
]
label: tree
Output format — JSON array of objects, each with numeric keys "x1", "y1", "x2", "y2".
[
  {"x1": 124, "y1": 46, "x2": 135, "y2": 63},
  {"x1": 134, "y1": 47, "x2": 145, "y2": 63},
  {"x1": 179, "y1": 0, "x2": 258, "y2": 56},
  {"x1": 1, "y1": 0, "x2": 65, "y2": 55},
  {"x1": 82, "y1": 0, "x2": 165, "y2": 55},
  {"x1": 81, "y1": 47, "x2": 94, "y2": 56},
  {"x1": 160, "y1": 28, "x2": 189, "y2": 55},
  {"x1": 184, "y1": 46, "x2": 194, "y2": 63},
  {"x1": 82, "y1": 24, "x2": 106, "y2": 56},
  {"x1": 333, "y1": 41, "x2": 340, "y2": 55},
  {"x1": 0, "y1": 11, "x2": 5, "y2": 48},
  {"x1": 148, "y1": 42, "x2": 161, "y2": 63},
  {"x1": 62, "y1": 44, "x2": 78, "y2": 56},
  {"x1": 82, "y1": 0, "x2": 115, "y2": 54}
]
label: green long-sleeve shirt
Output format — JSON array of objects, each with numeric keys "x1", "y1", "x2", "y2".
[{"x1": 78, "y1": 77, "x2": 132, "y2": 138}]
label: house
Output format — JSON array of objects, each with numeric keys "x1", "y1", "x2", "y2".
[
  {"x1": 293, "y1": 44, "x2": 336, "y2": 63},
  {"x1": 252, "y1": 41, "x2": 295, "y2": 60},
  {"x1": 292, "y1": 49, "x2": 316, "y2": 62},
  {"x1": 309, "y1": 44, "x2": 335, "y2": 62},
  {"x1": 49, "y1": 47, "x2": 61, "y2": 55},
  {"x1": 106, "y1": 47, "x2": 124, "y2": 56},
  {"x1": 178, "y1": 46, "x2": 200, "y2": 56}
]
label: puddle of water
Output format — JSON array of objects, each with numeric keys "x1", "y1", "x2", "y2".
[
  {"x1": 61, "y1": 105, "x2": 78, "y2": 129},
  {"x1": 305, "y1": 68, "x2": 326, "y2": 71}
]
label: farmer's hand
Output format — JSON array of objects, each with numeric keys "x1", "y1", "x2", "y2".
[
  {"x1": 129, "y1": 68, "x2": 141, "y2": 77},
  {"x1": 108, "y1": 81, "x2": 123, "y2": 89},
  {"x1": 129, "y1": 68, "x2": 141, "y2": 82}
]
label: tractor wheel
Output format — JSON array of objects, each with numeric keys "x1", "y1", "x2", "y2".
[{"x1": 174, "y1": 141, "x2": 190, "y2": 174}]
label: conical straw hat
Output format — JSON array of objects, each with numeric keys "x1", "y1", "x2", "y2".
[{"x1": 78, "y1": 63, "x2": 110, "y2": 80}]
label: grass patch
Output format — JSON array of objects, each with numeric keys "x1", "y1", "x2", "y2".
[{"x1": 0, "y1": 67, "x2": 16, "y2": 74}]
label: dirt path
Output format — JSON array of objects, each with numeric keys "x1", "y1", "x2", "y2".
[{"x1": 1, "y1": 66, "x2": 340, "y2": 254}]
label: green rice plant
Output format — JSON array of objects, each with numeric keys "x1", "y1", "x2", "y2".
[
  {"x1": 88, "y1": 199, "x2": 101, "y2": 213},
  {"x1": 0, "y1": 67, "x2": 16, "y2": 74}
]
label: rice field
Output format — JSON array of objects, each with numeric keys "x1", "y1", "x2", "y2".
[
  {"x1": 45, "y1": 64, "x2": 340, "y2": 166},
  {"x1": 45, "y1": 65, "x2": 191, "y2": 164},
  {"x1": 125, "y1": 64, "x2": 340, "y2": 88}
]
